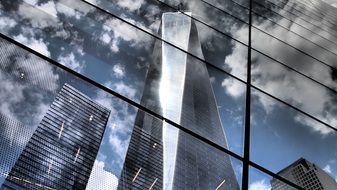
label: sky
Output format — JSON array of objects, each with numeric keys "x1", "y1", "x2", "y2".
[{"x1": 0, "y1": 0, "x2": 337, "y2": 189}]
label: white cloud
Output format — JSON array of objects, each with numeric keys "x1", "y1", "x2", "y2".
[
  {"x1": 101, "y1": 33, "x2": 111, "y2": 44},
  {"x1": 0, "y1": 16, "x2": 17, "y2": 33},
  {"x1": 249, "y1": 179, "x2": 271, "y2": 190},
  {"x1": 86, "y1": 160, "x2": 119, "y2": 190},
  {"x1": 224, "y1": 41, "x2": 247, "y2": 81},
  {"x1": 323, "y1": 164, "x2": 332, "y2": 174},
  {"x1": 246, "y1": 11, "x2": 337, "y2": 135},
  {"x1": 112, "y1": 64, "x2": 125, "y2": 78},
  {"x1": 18, "y1": 1, "x2": 59, "y2": 28},
  {"x1": 112, "y1": 82, "x2": 137, "y2": 99},
  {"x1": 35, "y1": 1, "x2": 58, "y2": 17},
  {"x1": 93, "y1": 88, "x2": 136, "y2": 169},
  {"x1": 221, "y1": 77, "x2": 245, "y2": 98},
  {"x1": 116, "y1": 0, "x2": 144, "y2": 12},
  {"x1": 14, "y1": 34, "x2": 50, "y2": 57},
  {"x1": 103, "y1": 18, "x2": 151, "y2": 49},
  {"x1": 295, "y1": 115, "x2": 334, "y2": 135},
  {"x1": 57, "y1": 52, "x2": 84, "y2": 73},
  {"x1": 55, "y1": 1, "x2": 77, "y2": 18},
  {"x1": 58, "y1": 0, "x2": 94, "y2": 15},
  {"x1": 108, "y1": 135, "x2": 129, "y2": 160},
  {"x1": 251, "y1": 53, "x2": 337, "y2": 135}
]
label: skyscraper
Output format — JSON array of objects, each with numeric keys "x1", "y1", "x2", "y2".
[
  {"x1": 117, "y1": 12, "x2": 239, "y2": 190},
  {"x1": 1, "y1": 84, "x2": 110, "y2": 190},
  {"x1": 0, "y1": 113, "x2": 32, "y2": 186},
  {"x1": 271, "y1": 158, "x2": 337, "y2": 190}
]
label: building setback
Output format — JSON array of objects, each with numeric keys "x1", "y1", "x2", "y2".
[
  {"x1": 117, "y1": 12, "x2": 239, "y2": 190},
  {"x1": 2, "y1": 84, "x2": 110, "y2": 190},
  {"x1": 271, "y1": 158, "x2": 337, "y2": 190}
]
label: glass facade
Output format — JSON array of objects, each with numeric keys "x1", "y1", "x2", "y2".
[
  {"x1": 2, "y1": 84, "x2": 110, "y2": 189},
  {"x1": 0, "y1": 0, "x2": 336, "y2": 189}
]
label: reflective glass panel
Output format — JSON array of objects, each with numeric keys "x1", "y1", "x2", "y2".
[
  {"x1": 0, "y1": 35, "x2": 243, "y2": 189},
  {"x1": 0, "y1": 0, "x2": 247, "y2": 150},
  {"x1": 251, "y1": 89, "x2": 337, "y2": 188},
  {"x1": 251, "y1": 50, "x2": 337, "y2": 128},
  {"x1": 249, "y1": 166, "x2": 298, "y2": 190}
]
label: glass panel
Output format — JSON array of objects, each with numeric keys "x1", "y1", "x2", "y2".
[
  {"x1": 267, "y1": 0, "x2": 337, "y2": 30},
  {"x1": 84, "y1": 0, "x2": 249, "y2": 80},
  {"x1": 251, "y1": 30, "x2": 337, "y2": 92},
  {"x1": 252, "y1": 0, "x2": 337, "y2": 42},
  {"x1": 252, "y1": 2, "x2": 337, "y2": 57},
  {"x1": 251, "y1": 50, "x2": 337, "y2": 128},
  {"x1": 0, "y1": 0, "x2": 247, "y2": 150},
  {"x1": 158, "y1": 0, "x2": 249, "y2": 43},
  {"x1": 183, "y1": 0, "x2": 249, "y2": 22},
  {"x1": 251, "y1": 89, "x2": 337, "y2": 189},
  {"x1": 252, "y1": 13, "x2": 337, "y2": 69},
  {"x1": 0, "y1": 33, "x2": 244, "y2": 189},
  {"x1": 0, "y1": 0, "x2": 247, "y2": 80},
  {"x1": 0, "y1": 40, "x2": 117, "y2": 189},
  {"x1": 249, "y1": 166, "x2": 297, "y2": 190},
  {"x1": 208, "y1": 66, "x2": 246, "y2": 155}
]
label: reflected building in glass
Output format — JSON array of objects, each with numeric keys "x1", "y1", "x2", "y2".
[
  {"x1": 117, "y1": 12, "x2": 239, "y2": 190},
  {"x1": 271, "y1": 158, "x2": 337, "y2": 190},
  {"x1": 0, "y1": 114, "x2": 32, "y2": 186},
  {"x1": 1, "y1": 84, "x2": 110, "y2": 189}
]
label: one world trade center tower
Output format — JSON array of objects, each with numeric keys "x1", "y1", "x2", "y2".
[{"x1": 118, "y1": 12, "x2": 240, "y2": 190}]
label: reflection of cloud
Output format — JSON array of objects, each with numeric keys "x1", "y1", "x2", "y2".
[
  {"x1": 86, "y1": 160, "x2": 119, "y2": 190},
  {"x1": 324, "y1": 165, "x2": 332, "y2": 174},
  {"x1": 0, "y1": 39, "x2": 59, "y2": 146},
  {"x1": 248, "y1": 12, "x2": 337, "y2": 135},
  {"x1": 57, "y1": 52, "x2": 84, "y2": 73},
  {"x1": 112, "y1": 64, "x2": 125, "y2": 78},
  {"x1": 294, "y1": 115, "x2": 334, "y2": 135},
  {"x1": 93, "y1": 87, "x2": 136, "y2": 173},
  {"x1": 108, "y1": 135, "x2": 129, "y2": 160},
  {"x1": 56, "y1": 0, "x2": 94, "y2": 18},
  {"x1": 116, "y1": 0, "x2": 144, "y2": 12},
  {"x1": 18, "y1": 1, "x2": 58, "y2": 28},
  {"x1": 251, "y1": 54, "x2": 337, "y2": 135},
  {"x1": 249, "y1": 179, "x2": 271, "y2": 190},
  {"x1": 0, "y1": 16, "x2": 17, "y2": 33},
  {"x1": 112, "y1": 82, "x2": 137, "y2": 99},
  {"x1": 323, "y1": 164, "x2": 337, "y2": 183},
  {"x1": 102, "y1": 18, "x2": 152, "y2": 51},
  {"x1": 224, "y1": 41, "x2": 247, "y2": 80},
  {"x1": 221, "y1": 77, "x2": 245, "y2": 98},
  {"x1": 13, "y1": 34, "x2": 50, "y2": 57}
]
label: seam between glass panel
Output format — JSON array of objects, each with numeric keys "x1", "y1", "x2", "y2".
[{"x1": 242, "y1": 0, "x2": 252, "y2": 188}]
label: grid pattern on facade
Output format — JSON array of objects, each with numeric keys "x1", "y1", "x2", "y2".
[{"x1": 2, "y1": 84, "x2": 110, "y2": 190}]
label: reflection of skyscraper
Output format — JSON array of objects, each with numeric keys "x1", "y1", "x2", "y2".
[
  {"x1": 1, "y1": 84, "x2": 110, "y2": 189},
  {"x1": 0, "y1": 114, "x2": 32, "y2": 186},
  {"x1": 271, "y1": 158, "x2": 337, "y2": 190},
  {"x1": 118, "y1": 12, "x2": 239, "y2": 190}
]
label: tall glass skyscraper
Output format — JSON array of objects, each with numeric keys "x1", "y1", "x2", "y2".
[
  {"x1": 2, "y1": 84, "x2": 110, "y2": 189},
  {"x1": 117, "y1": 12, "x2": 239, "y2": 190}
]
